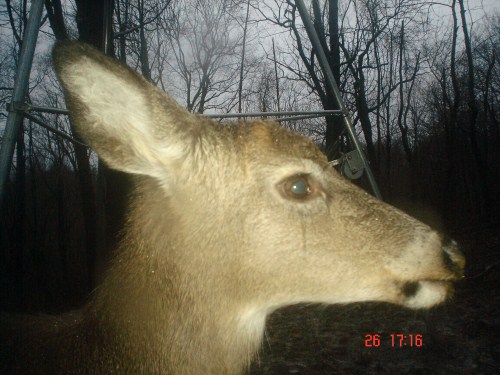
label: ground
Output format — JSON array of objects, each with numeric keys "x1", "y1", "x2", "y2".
[{"x1": 250, "y1": 226, "x2": 499, "y2": 374}]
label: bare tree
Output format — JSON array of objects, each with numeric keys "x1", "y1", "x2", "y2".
[
  {"x1": 255, "y1": 0, "x2": 346, "y2": 160},
  {"x1": 255, "y1": 0, "x2": 427, "y2": 172},
  {"x1": 164, "y1": 0, "x2": 243, "y2": 113}
]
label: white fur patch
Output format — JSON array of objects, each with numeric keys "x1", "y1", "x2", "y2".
[
  {"x1": 404, "y1": 281, "x2": 448, "y2": 308},
  {"x1": 64, "y1": 57, "x2": 150, "y2": 136},
  {"x1": 238, "y1": 307, "x2": 268, "y2": 340}
]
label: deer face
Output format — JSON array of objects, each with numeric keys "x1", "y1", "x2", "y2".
[{"x1": 191, "y1": 121, "x2": 464, "y2": 315}]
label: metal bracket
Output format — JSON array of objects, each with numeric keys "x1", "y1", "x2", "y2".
[
  {"x1": 6, "y1": 102, "x2": 85, "y2": 147},
  {"x1": 6, "y1": 101, "x2": 31, "y2": 113},
  {"x1": 341, "y1": 150, "x2": 364, "y2": 179},
  {"x1": 328, "y1": 150, "x2": 365, "y2": 180}
]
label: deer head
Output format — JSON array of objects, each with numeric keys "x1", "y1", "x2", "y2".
[{"x1": 45, "y1": 41, "x2": 465, "y2": 374}]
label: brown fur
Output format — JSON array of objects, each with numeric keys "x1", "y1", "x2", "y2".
[{"x1": 0, "y1": 42, "x2": 465, "y2": 374}]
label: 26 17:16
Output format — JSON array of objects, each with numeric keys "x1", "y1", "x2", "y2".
[{"x1": 364, "y1": 334, "x2": 423, "y2": 347}]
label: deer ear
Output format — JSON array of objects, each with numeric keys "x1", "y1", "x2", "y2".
[{"x1": 53, "y1": 41, "x2": 195, "y2": 185}]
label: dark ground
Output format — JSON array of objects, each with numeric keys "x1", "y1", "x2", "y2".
[{"x1": 250, "y1": 225, "x2": 499, "y2": 375}]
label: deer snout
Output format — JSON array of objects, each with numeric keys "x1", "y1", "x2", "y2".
[
  {"x1": 441, "y1": 236, "x2": 466, "y2": 279},
  {"x1": 385, "y1": 229, "x2": 466, "y2": 309},
  {"x1": 398, "y1": 235, "x2": 465, "y2": 309}
]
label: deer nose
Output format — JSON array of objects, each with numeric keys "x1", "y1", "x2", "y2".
[{"x1": 442, "y1": 236, "x2": 465, "y2": 278}]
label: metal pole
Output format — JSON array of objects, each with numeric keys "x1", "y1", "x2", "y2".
[
  {"x1": 22, "y1": 113, "x2": 86, "y2": 147},
  {"x1": 205, "y1": 109, "x2": 343, "y2": 119},
  {"x1": 7, "y1": 102, "x2": 69, "y2": 115},
  {"x1": 0, "y1": 0, "x2": 44, "y2": 206},
  {"x1": 102, "y1": 0, "x2": 113, "y2": 55},
  {"x1": 294, "y1": 0, "x2": 382, "y2": 199},
  {"x1": 12, "y1": 105, "x2": 342, "y2": 119}
]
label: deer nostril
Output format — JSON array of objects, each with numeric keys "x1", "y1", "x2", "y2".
[
  {"x1": 402, "y1": 282, "x2": 420, "y2": 298},
  {"x1": 441, "y1": 236, "x2": 465, "y2": 277}
]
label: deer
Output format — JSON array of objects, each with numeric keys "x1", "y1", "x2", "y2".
[{"x1": 0, "y1": 41, "x2": 465, "y2": 374}]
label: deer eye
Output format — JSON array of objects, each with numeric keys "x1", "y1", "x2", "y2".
[{"x1": 280, "y1": 174, "x2": 313, "y2": 200}]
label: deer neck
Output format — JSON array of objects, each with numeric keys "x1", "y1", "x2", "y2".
[
  {"x1": 90, "y1": 178, "x2": 265, "y2": 374},
  {"x1": 91, "y1": 244, "x2": 266, "y2": 374}
]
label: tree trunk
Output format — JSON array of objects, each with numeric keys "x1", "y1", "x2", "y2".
[
  {"x1": 458, "y1": 0, "x2": 489, "y2": 216},
  {"x1": 138, "y1": 0, "x2": 152, "y2": 81},
  {"x1": 73, "y1": 0, "x2": 101, "y2": 289},
  {"x1": 353, "y1": 67, "x2": 377, "y2": 171},
  {"x1": 44, "y1": 0, "x2": 68, "y2": 40},
  {"x1": 115, "y1": 0, "x2": 128, "y2": 64},
  {"x1": 272, "y1": 39, "x2": 281, "y2": 113},
  {"x1": 14, "y1": 121, "x2": 25, "y2": 306},
  {"x1": 238, "y1": 0, "x2": 250, "y2": 116},
  {"x1": 324, "y1": 0, "x2": 344, "y2": 160}
]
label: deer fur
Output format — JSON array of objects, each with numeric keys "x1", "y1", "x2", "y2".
[{"x1": 0, "y1": 42, "x2": 465, "y2": 374}]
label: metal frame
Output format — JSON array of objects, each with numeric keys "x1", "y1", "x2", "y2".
[
  {"x1": 295, "y1": 0, "x2": 381, "y2": 199},
  {"x1": 0, "y1": 0, "x2": 382, "y2": 206},
  {"x1": 0, "y1": 0, "x2": 44, "y2": 204}
]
